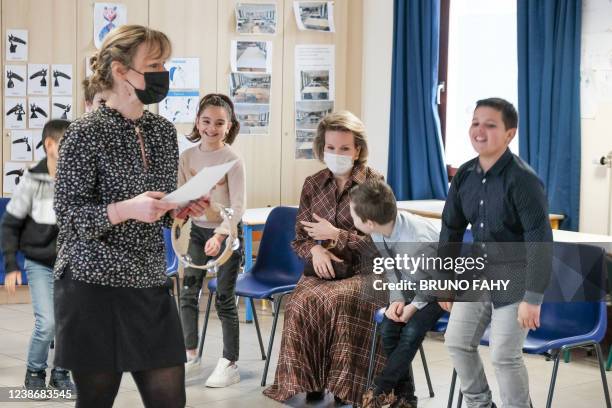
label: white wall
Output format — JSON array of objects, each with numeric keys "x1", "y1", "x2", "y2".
[
  {"x1": 360, "y1": 0, "x2": 612, "y2": 234},
  {"x1": 361, "y1": 0, "x2": 393, "y2": 178}
]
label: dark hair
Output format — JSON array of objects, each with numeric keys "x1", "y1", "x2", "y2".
[
  {"x1": 41, "y1": 119, "x2": 70, "y2": 153},
  {"x1": 475, "y1": 98, "x2": 518, "y2": 130},
  {"x1": 349, "y1": 179, "x2": 397, "y2": 225},
  {"x1": 188, "y1": 94, "x2": 240, "y2": 144}
]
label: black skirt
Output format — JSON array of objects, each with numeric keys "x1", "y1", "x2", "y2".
[{"x1": 53, "y1": 268, "x2": 186, "y2": 372}]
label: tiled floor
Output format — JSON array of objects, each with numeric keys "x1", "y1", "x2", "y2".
[{"x1": 1, "y1": 300, "x2": 611, "y2": 407}]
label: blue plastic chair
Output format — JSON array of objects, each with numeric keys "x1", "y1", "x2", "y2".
[
  {"x1": 163, "y1": 227, "x2": 180, "y2": 301},
  {"x1": 0, "y1": 197, "x2": 27, "y2": 285},
  {"x1": 449, "y1": 242, "x2": 610, "y2": 408},
  {"x1": 196, "y1": 206, "x2": 304, "y2": 386}
]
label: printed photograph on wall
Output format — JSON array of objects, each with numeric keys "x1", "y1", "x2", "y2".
[
  {"x1": 293, "y1": 1, "x2": 335, "y2": 32},
  {"x1": 28, "y1": 64, "x2": 50, "y2": 95},
  {"x1": 236, "y1": 3, "x2": 277, "y2": 35},
  {"x1": 5, "y1": 65, "x2": 27, "y2": 97},
  {"x1": 231, "y1": 41, "x2": 273, "y2": 73},
  {"x1": 6, "y1": 29, "x2": 28, "y2": 61}
]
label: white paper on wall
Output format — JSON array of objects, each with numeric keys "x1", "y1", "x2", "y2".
[
  {"x1": 28, "y1": 97, "x2": 50, "y2": 129},
  {"x1": 159, "y1": 91, "x2": 199, "y2": 124},
  {"x1": 51, "y1": 65, "x2": 73, "y2": 96},
  {"x1": 94, "y1": 3, "x2": 127, "y2": 49},
  {"x1": 231, "y1": 40, "x2": 273, "y2": 73},
  {"x1": 165, "y1": 58, "x2": 200, "y2": 90},
  {"x1": 3, "y1": 162, "x2": 28, "y2": 195},
  {"x1": 235, "y1": 3, "x2": 277, "y2": 35},
  {"x1": 11, "y1": 130, "x2": 33, "y2": 162},
  {"x1": 293, "y1": 1, "x2": 335, "y2": 32},
  {"x1": 5, "y1": 65, "x2": 27, "y2": 97},
  {"x1": 52, "y1": 97, "x2": 73, "y2": 120},
  {"x1": 5, "y1": 98, "x2": 27, "y2": 130},
  {"x1": 6, "y1": 29, "x2": 28, "y2": 61},
  {"x1": 294, "y1": 44, "x2": 335, "y2": 102},
  {"x1": 28, "y1": 64, "x2": 50, "y2": 95}
]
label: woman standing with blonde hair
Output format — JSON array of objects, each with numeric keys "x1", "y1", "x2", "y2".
[
  {"x1": 53, "y1": 25, "x2": 206, "y2": 408},
  {"x1": 264, "y1": 111, "x2": 386, "y2": 405}
]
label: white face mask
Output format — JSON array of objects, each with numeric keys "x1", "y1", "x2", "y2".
[{"x1": 324, "y1": 151, "x2": 354, "y2": 176}]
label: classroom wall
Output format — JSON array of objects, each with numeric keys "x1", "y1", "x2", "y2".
[
  {"x1": 361, "y1": 0, "x2": 612, "y2": 235},
  {"x1": 1, "y1": 0, "x2": 363, "y2": 208}
]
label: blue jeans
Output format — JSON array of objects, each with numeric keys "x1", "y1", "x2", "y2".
[{"x1": 25, "y1": 259, "x2": 65, "y2": 373}]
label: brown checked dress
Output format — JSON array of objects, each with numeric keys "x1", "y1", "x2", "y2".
[{"x1": 263, "y1": 164, "x2": 387, "y2": 405}]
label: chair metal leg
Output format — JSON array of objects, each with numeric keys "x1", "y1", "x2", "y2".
[
  {"x1": 448, "y1": 369, "x2": 457, "y2": 408},
  {"x1": 419, "y1": 344, "x2": 434, "y2": 397},
  {"x1": 546, "y1": 350, "x2": 561, "y2": 408},
  {"x1": 197, "y1": 291, "x2": 214, "y2": 360},
  {"x1": 366, "y1": 322, "x2": 379, "y2": 390},
  {"x1": 261, "y1": 293, "x2": 286, "y2": 387},
  {"x1": 249, "y1": 297, "x2": 266, "y2": 360},
  {"x1": 594, "y1": 342, "x2": 612, "y2": 408}
]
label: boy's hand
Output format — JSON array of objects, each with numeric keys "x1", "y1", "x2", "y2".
[
  {"x1": 385, "y1": 301, "x2": 405, "y2": 322},
  {"x1": 517, "y1": 301, "x2": 540, "y2": 330},
  {"x1": 399, "y1": 304, "x2": 418, "y2": 323},
  {"x1": 438, "y1": 301, "x2": 453, "y2": 312},
  {"x1": 4, "y1": 271, "x2": 22, "y2": 295},
  {"x1": 204, "y1": 234, "x2": 225, "y2": 257},
  {"x1": 301, "y1": 214, "x2": 340, "y2": 241},
  {"x1": 175, "y1": 195, "x2": 210, "y2": 219}
]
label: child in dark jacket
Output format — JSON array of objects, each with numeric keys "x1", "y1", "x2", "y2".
[{"x1": 1, "y1": 119, "x2": 76, "y2": 400}]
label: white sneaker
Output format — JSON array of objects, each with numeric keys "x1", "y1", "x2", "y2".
[{"x1": 205, "y1": 357, "x2": 240, "y2": 388}]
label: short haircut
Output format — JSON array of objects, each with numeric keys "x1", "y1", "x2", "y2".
[
  {"x1": 475, "y1": 98, "x2": 518, "y2": 130},
  {"x1": 313, "y1": 110, "x2": 369, "y2": 165},
  {"x1": 41, "y1": 119, "x2": 70, "y2": 152},
  {"x1": 349, "y1": 179, "x2": 397, "y2": 225}
]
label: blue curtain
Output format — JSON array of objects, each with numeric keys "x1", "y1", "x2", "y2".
[
  {"x1": 517, "y1": 0, "x2": 582, "y2": 230},
  {"x1": 387, "y1": 0, "x2": 448, "y2": 200}
]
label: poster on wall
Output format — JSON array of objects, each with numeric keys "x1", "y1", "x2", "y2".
[
  {"x1": 295, "y1": 129, "x2": 316, "y2": 159},
  {"x1": 293, "y1": 1, "x2": 335, "y2": 32},
  {"x1": 159, "y1": 91, "x2": 199, "y2": 124},
  {"x1": 4, "y1": 98, "x2": 27, "y2": 130},
  {"x1": 51, "y1": 65, "x2": 73, "y2": 96},
  {"x1": 32, "y1": 130, "x2": 45, "y2": 161},
  {"x1": 11, "y1": 130, "x2": 33, "y2": 162},
  {"x1": 236, "y1": 3, "x2": 277, "y2": 35},
  {"x1": 28, "y1": 97, "x2": 50, "y2": 129},
  {"x1": 5, "y1": 65, "x2": 27, "y2": 97},
  {"x1": 6, "y1": 29, "x2": 28, "y2": 61},
  {"x1": 3, "y1": 162, "x2": 28, "y2": 195},
  {"x1": 294, "y1": 44, "x2": 335, "y2": 102},
  {"x1": 165, "y1": 58, "x2": 200, "y2": 90},
  {"x1": 94, "y1": 3, "x2": 127, "y2": 49},
  {"x1": 230, "y1": 73, "x2": 271, "y2": 104},
  {"x1": 28, "y1": 64, "x2": 50, "y2": 95},
  {"x1": 231, "y1": 40, "x2": 273, "y2": 73},
  {"x1": 52, "y1": 97, "x2": 73, "y2": 120}
]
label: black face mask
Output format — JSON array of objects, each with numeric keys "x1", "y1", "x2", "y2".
[{"x1": 127, "y1": 68, "x2": 169, "y2": 105}]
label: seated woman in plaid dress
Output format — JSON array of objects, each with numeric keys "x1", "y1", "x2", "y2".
[{"x1": 263, "y1": 111, "x2": 386, "y2": 405}]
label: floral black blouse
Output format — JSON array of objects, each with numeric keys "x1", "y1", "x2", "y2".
[{"x1": 53, "y1": 104, "x2": 178, "y2": 288}]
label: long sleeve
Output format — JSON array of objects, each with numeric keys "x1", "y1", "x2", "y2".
[
  {"x1": 291, "y1": 177, "x2": 317, "y2": 260},
  {"x1": 54, "y1": 125, "x2": 113, "y2": 241},
  {"x1": 440, "y1": 174, "x2": 468, "y2": 244},
  {"x1": 214, "y1": 158, "x2": 246, "y2": 236},
  {"x1": 1, "y1": 176, "x2": 34, "y2": 271},
  {"x1": 512, "y1": 175, "x2": 553, "y2": 305}
]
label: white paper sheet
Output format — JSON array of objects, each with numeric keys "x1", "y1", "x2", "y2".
[
  {"x1": 159, "y1": 91, "x2": 199, "y2": 124},
  {"x1": 5, "y1": 98, "x2": 27, "y2": 130},
  {"x1": 4, "y1": 162, "x2": 28, "y2": 195},
  {"x1": 165, "y1": 58, "x2": 200, "y2": 90},
  {"x1": 11, "y1": 130, "x2": 33, "y2": 162},
  {"x1": 6, "y1": 29, "x2": 28, "y2": 62},
  {"x1": 162, "y1": 160, "x2": 238, "y2": 205},
  {"x1": 293, "y1": 1, "x2": 335, "y2": 32},
  {"x1": 28, "y1": 97, "x2": 50, "y2": 129},
  {"x1": 294, "y1": 44, "x2": 335, "y2": 102},
  {"x1": 5, "y1": 65, "x2": 27, "y2": 97},
  {"x1": 231, "y1": 40, "x2": 273, "y2": 73},
  {"x1": 94, "y1": 3, "x2": 127, "y2": 49},
  {"x1": 52, "y1": 97, "x2": 73, "y2": 120},
  {"x1": 28, "y1": 64, "x2": 49, "y2": 95},
  {"x1": 51, "y1": 64, "x2": 73, "y2": 96},
  {"x1": 235, "y1": 3, "x2": 277, "y2": 35}
]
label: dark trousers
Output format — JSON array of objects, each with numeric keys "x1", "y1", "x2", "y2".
[
  {"x1": 179, "y1": 224, "x2": 242, "y2": 361},
  {"x1": 375, "y1": 302, "x2": 444, "y2": 396}
]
